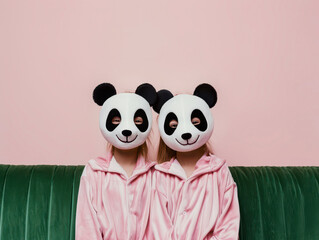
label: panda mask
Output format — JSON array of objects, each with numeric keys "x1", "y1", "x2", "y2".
[
  {"x1": 154, "y1": 83, "x2": 218, "y2": 152},
  {"x1": 93, "y1": 83, "x2": 157, "y2": 150}
]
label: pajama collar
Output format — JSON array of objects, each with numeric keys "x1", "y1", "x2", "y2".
[
  {"x1": 88, "y1": 150, "x2": 156, "y2": 180},
  {"x1": 155, "y1": 152, "x2": 225, "y2": 181}
]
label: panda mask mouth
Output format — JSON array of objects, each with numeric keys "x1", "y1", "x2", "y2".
[
  {"x1": 116, "y1": 134, "x2": 138, "y2": 143},
  {"x1": 175, "y1": 135, "x2": 200, "y2": 146}
]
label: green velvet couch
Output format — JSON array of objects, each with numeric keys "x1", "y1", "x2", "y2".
[{"x1": 0, "y1": 165, "x2": 318, "y2": 240}]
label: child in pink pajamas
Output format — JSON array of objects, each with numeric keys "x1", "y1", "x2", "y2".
[
  {"x1": 149, "y1": 84, "x2": 240, "y2": 240},
  {"x1": 76, "y1": 83, "x2": 157, "y2": 240}
]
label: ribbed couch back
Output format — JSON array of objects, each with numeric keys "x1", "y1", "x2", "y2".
[{"x1": 0, "y1": 165, "x2": 318, "y2": 240}]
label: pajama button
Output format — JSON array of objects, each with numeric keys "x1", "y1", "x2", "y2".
[{"x1": 182, "y1": 211, "x2": 186, "y2": 215}]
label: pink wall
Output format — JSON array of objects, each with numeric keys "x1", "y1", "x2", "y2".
[{"x1": 1, "y1": 0, "x2": 318, "y2": 166}]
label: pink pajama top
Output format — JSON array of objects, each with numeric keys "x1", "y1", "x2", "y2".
[
  {"x1": 76, "y1": 151, "x2": 156, "y2": 240},
  {"x1": 149, "y1": 153, "x2": 240, "y2": 240}
]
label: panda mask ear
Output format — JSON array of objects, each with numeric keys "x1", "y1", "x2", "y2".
[
  {"x1": 135, "y1": 83, "x2": 157, "y2": 107},
  {"x1": 153, "y1": 89, "x2": 174, "y2": 113},
  {"x1": 93, "y1": 83, "x2": 117, "y2": 106},
  {"x1": 193, "y1": 83, "x2": 218, "y2": 108}
]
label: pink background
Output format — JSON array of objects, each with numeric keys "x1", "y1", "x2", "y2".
[{"x1": 1, "y1": 0, "x2": 318, "y2": 166}]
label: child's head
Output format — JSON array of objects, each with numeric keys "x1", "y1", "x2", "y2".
[
  {"x1": 154, "y1": 83, "x2": 218, "y2": 162},
  {"x1": 93, "y1": 83, "x2": 157, "y2": 152}
]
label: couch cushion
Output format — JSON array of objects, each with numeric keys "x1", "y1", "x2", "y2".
[
  {"x1": 0, "y1": 165, "x2": 84, "y2": 240},
  {"x1": 230, "y1": 167, "x2": 319, "y2": 240},
  {"x1": 0, "y1": 165, "x2": 318, "y2": 240}
]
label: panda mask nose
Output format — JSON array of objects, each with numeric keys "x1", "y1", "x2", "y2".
[
  {"x1": 122, "y1": 130, "x2": 132, "y2": 137},
  {"x1": 181, "y1": 133, "x2": 192, "y2": 140}
]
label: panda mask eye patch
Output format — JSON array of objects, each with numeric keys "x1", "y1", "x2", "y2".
[
  {"x1": 191, "y1": 109, "x2": 207, "y2": 132},
  {"x1": 164, "y1": 112, "x2": 178, "y2": 135},
  {"x1": 134, "y1": 109, "x2": 149, "y2": 132},
  {"x1": 106, "y1": 109, "x2": 121, "y2": 131}
]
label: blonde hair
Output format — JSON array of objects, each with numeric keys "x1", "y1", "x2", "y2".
[{"x1": 157, "y1": 137, "x2": 214, "y2": 164}]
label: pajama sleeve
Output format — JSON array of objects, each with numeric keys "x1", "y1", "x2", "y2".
[
  {"x1": 75, "y1": 166, "x2": 103, "y2": 240},
  {"x1": 211, "y1": 165, "x2": 240, "y2": 240}
]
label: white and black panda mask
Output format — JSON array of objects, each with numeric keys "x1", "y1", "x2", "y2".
[
  {"x1": 93, "y1": 83, "x2": 157, "y2": 150},
  {"x1": 154, "y1": 84, "x2": 217, "y2": 152}
]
